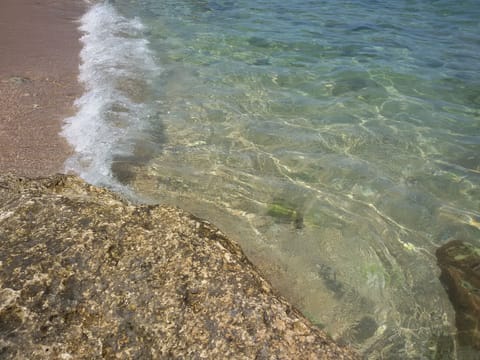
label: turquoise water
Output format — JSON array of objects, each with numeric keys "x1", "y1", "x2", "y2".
[{"x1": 64, "y1": 1, "x2": 480, "y2": 358}]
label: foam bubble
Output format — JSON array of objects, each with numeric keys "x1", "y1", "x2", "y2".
[{"x1": 62, "y1": 2, "x2": 158, "y2": 190}]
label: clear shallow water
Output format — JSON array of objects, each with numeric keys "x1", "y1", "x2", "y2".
[{"x1": 64, "y1": 1, "x2": 480, "y2": 358}]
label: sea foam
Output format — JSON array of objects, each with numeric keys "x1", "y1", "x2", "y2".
[{"x1": 62, "y1": 2, "x2": 158, "y2": 189}]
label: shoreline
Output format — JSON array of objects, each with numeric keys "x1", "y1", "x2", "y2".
[{"x1": 0, "y1": 0, "x2": 85, "y2": 177}]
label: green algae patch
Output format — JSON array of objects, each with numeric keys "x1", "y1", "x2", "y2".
[
  {"x1": 267, "y1": 203, "x2": 296, "y2": 220},
  {"x1": 361, "y1": 262, "x2": 404, "y2": 289},
  {"x1": 267, "y1": 200, "x2": 304, "y2": 229}
]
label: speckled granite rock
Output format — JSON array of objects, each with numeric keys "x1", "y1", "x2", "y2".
[
  {"x1": 436, "y1": 240, "x2": 480, "y2": 351},
  {"x1": 0, "y1": 174, "x2": 357, "y2": 359}
]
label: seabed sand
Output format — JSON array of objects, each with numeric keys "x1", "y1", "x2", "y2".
[{"x1": 0, "y1": 0, "x2": 84, "y2": 177}]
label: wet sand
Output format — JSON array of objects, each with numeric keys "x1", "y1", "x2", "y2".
[{"x1": 0, "y1": 0, "x2": 85, "y2": 177}]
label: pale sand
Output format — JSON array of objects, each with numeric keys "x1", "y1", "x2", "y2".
[{"x1": 0, "y1": 0, "x2": 85, "y2": 177}]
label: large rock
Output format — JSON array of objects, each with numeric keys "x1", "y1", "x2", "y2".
[
  {"x1": 0, "y1": 174, "x2": 357, "y2": 359},
  {"x1": 436, "y1": 239, "x2": 480, "y2": 351}
]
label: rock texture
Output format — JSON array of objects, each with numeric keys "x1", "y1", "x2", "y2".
[
  {"x1": 436, "y1": 239, "x2": 480, "y2": 351},
  {"x1": 0, "y1": 174, "x2": 357, "y2": 359}
]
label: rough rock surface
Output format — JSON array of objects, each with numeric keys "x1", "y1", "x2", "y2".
[
  {"x1": 436, "y1": 239, "x2": 480, "y2": 350},
  {"x1": 0, "y1": 174, "x2": 357, "y2": 359}
]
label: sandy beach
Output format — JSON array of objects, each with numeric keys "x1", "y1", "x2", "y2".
[{"x1": 0, "y1": 0, "x2": 84, "y2": 177}]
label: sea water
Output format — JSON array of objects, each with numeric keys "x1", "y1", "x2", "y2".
[{"x1": 63, "y1": 1, "x2": 480, "y2": 358}]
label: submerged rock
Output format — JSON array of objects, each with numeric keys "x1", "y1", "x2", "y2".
[
  {"x1": 0, "y1": 174, "x2": 357, "y2": 359},
  {"x1": 436, "y1": 239, "x2": 480, "y2": 350}
]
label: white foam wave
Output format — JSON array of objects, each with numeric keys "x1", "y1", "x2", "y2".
[{"x1": 62, "y1": 2, "x2": 158, "y2": 189}]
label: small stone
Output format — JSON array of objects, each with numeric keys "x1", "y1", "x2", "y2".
[{"x1": 5, "y1": 76, "x2": 31, "y2": 85}]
